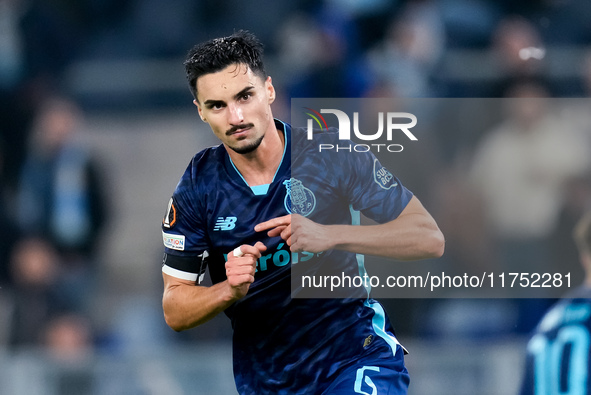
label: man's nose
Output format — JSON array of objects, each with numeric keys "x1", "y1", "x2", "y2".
[{"x1": 228, "y1": 103, "x2": 244, "y2": 124}]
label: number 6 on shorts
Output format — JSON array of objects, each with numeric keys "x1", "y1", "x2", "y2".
[{"x1": 354, "y1": 366, "x2": 380, "y2": 395}]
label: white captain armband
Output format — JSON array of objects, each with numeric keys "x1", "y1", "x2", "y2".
[{"x1": 161, "y1": 251, "x2": 208, "y2": 284}]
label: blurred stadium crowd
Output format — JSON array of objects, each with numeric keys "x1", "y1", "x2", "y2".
[{"x1": 1, "y1": 0, "x2": 591, "y2": 393}]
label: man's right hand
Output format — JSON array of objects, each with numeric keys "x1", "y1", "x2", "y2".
[{"x1": 225, "y1": 241, "x2": 267, "y2": 300}]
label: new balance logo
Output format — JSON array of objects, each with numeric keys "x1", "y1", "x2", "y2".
[{"x1": 214, "y1": 216, "x2": 237, "y2": 231}]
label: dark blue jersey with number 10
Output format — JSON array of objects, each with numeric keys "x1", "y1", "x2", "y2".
[
  {"x1": 520, "y1": 287, "x2": 591, "y2": 395},
  {"x1": 161, "y1": 119, "x2": 413, "y2": 394}
]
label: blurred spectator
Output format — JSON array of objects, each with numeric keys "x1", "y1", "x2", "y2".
[
  {"x1": 8, "y1": 237, "x2": 63, "y2": 347},
  {"x1": 283, "y1": 6, "x2": 370, "y2": 98},
  {"x1": 275, "y1": 14, "x2": 322, "y2": 84},
  {"x1": 15, "y1": 96, "x2": 108, "y2": 319},
  {"x1": 469, "y1": 79, "x2": 591, "y2": 331},
  {"x1": 493, "y1": 16, "x2": 544, "y2": 75},
  {"x1": 366, "y1": 0, "x2": 445, "y2": 97},
  {"x1": 43, "y1": 313, "x2": 95, "y2": 394},
  {"x1": 470, "y1": 79, "x2": 590, "y2": 273},
  {"x1": 44, "y1": 313, "x2": 93, "y2": 361},
  {"x1": 8, "y1": 236, "x2": 98, "y2": 351},
  {"x1": 16, "y1": 96, "x2": 108, "y2": 261},
  {"x1": 490, "y1": 16, "x2": 548, "y2": 96}
]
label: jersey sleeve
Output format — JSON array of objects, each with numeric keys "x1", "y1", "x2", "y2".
[
  {"x1": 339, "y1": 150, "x2": 413, "y2": 223},
  {"x1": 160, "y1": 161, "x2": 211, "y2": 282}
]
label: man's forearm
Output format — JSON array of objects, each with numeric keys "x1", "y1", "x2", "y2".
[
  {"x1": 328, "y1": 212, "x2": 445, "y2": 260},
  {"x1": 319, "y1": 196, "x2": 444, "y2": 260},
  {"x1": 289, "y1": 196, "x2": 444, "y2": 260},
  {"x1": 162, "y1": 277, "x2": 236, "y2": 331}
]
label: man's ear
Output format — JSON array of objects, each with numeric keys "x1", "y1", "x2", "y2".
[
  {"x1": 266, "y1": 76, "x2": 276, "y2": 104},
  {"x1": 194, "y1": 99, "x2": 206, "y2": 122}
]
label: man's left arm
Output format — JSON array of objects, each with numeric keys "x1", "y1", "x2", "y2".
[{"x1": 255, "y1": 195, "x2": 444, "y2": 261}]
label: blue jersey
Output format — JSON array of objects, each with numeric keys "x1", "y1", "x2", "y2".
[
  {"x1": 161, "y1": 119, "x2": 413, "y2": 394},
  {"x1": 520, "y1": 287, "x2": 591, "y2": 395}
]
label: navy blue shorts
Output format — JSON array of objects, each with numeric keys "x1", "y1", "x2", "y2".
[{"x1": 322, "y1": 346, "x2": 410, "y2": 395}]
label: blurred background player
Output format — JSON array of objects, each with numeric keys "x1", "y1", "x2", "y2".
[{"x1": 520, "y1": 211, "x2": 591, "y2": 394}]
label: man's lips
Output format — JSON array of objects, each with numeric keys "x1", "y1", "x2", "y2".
[{"x1": 227, "y1": 124, "x2": 254, "y2": 136}]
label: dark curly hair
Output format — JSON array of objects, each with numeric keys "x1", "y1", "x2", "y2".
[{"x1": 184, "y1": 30, "x2": 267, "y2": 101}]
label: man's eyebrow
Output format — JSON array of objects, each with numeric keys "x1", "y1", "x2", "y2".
[
  {"x1": 202, "y1": 86, "x2": 254, "y2": 107},
  {"x1": 203, "y1": 99, "x2": 224, "y2": 107},
  {"x1": 234, "y1": 86, "x2": 254, "y2": 100}
]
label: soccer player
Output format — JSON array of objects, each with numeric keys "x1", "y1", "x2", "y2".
[
  {"x1": 160, "y1": 31, "x2": 444, "y2": 394},
  {"x1": 520, "y1": 211, "x2": 591, "y2": 394}
]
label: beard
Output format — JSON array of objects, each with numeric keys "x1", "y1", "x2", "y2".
[{"x1": 229, "y1": 134, "x2": 265, "y2": 154}]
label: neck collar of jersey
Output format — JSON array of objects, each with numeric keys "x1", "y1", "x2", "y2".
[{"x1": 226, "y1": 119, "x2": 290, "y2": 195}]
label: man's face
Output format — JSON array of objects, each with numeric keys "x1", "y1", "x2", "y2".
[{"x1": 194, "y1": 64, "x2": 275, "y2": 154}]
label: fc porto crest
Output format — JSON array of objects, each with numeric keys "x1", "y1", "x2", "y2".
[{"x1": 283, "y1": 178, "x2": 316, "y2": 217}]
